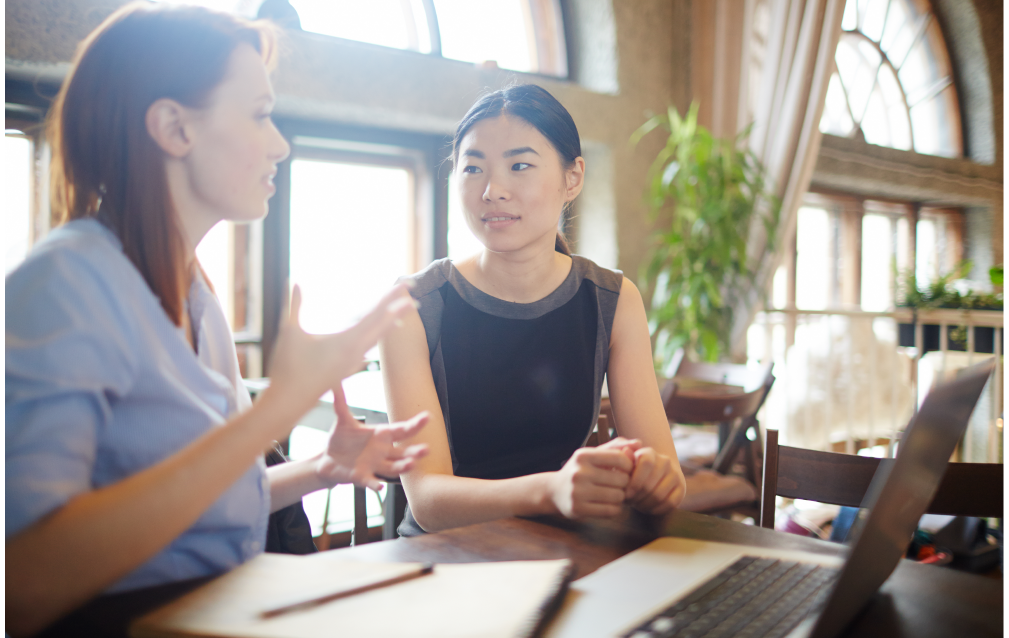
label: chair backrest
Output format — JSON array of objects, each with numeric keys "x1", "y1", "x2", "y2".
[
  {"x1": 668, "y1": 348, "x2": 774, "y2": 394},
  {"x1": 661, "y1": 381, "x2": 768, "y2": 424},
  {"x1": 661, "y1": 350, "x2": 774, "y2": 425},
  {"x1": 759, "y1": 429, "x2": 1004, "y2": 528}
]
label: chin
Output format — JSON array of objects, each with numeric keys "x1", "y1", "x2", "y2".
[{"x1": 230, "y1": 203, "x2": 271, "y2": 223}]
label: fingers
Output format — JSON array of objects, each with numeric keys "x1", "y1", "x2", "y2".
[
  {"x1": 348, "y1": 284, "x2": 416, "y2": 347},
  {"x1": 634, "y1": 464, "x2": 685, "y2": 514},
  {"x1": 379, "y1": 411, "x2": 430, "y2": 442},
  {"x1": 288, "y1": 284, "x2": 303, "y2": 326},
  {"x1": 597, "y1": 437, "x2": 642, "y2": 453},
  {"x1": 330, "y1": 384, "x2": 357, "y2": 424},
  {"x1": 578, "y1": 447, "x2": 635, "y2": 474},
  {"x1": 626, "y1": 449, "x2": 661, "y2": 501}
]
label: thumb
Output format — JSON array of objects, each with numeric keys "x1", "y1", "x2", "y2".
[
  {"x1": 383, "y1": 411, "x2": 430, "y2": 441},
  {"x1": 331, "y1": 384, "x2": 357, "y2": 424},
  {"x1": 349, "y1": 284, "x2": 415, "y2": 346},
  {"x1": 288, "y1": 284, "x2": 303, "y2": 327}
]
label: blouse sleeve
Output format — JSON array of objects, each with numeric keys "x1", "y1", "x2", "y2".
[{"x1": 5, "y1": 245, "x2": 139, "y2": 538}]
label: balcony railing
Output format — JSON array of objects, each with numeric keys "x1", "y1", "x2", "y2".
[{"x1": 748, "y1": 307, "x2": 1003, "y2": 462}]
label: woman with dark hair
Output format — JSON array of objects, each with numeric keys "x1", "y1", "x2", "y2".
[
  {"x1": 5, "y1": 3, "x2": 428, "y2": 633},
  {"x1": 381, "y1": 85, "x2": 685, "y2": 536}
]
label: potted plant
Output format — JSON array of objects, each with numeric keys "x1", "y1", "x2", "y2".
[
  {"x1": 896, "y1": 262, "x2": 1003, "y2": 354},
  {"x1": 632, "y1": 103, "x2": 780, "y2": 371}
]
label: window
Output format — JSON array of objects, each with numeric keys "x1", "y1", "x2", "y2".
[
  {"x1": 446, "y1": 173, "x2": 484, "y2": 260},
  {"x1": 196, "y1": 220, "x2": 264, "y2": 376},
  {"x1": 159, "y1": 0, "x2": 568, "y2": 76},
  {"x1": 792, "y1": 194, "x2": 960, "y2": 312},
  {"x1": 251, "y1": 123, "x2": 449, "y2": 373},
  {"x1": 288, "y1": 147, "x2": 417, "y2": 336},
  {"x1": 4, "y1": 131, "x2": 33, "y2": 273},
  {"x1": 820, "y1": 0, "x2": 962, "y2": 158}
]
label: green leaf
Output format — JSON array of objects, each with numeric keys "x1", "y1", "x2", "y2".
[{"x1": 632, "y1": 100, "x2": 781, "y2": 363}]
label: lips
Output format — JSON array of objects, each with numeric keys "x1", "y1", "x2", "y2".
[
  {"x1": 263, "y1": 169, "x2": 278, "y2": 192},
  {"x1": 481, "y1": 213, "x2": 519, "y2": 229}
]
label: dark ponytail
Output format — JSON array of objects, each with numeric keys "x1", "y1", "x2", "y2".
[
  {"x1": 554, "y1": 233, "x2": 571, "y2": 256},
  {"x1": 452, "y1": 84, "x2": 581, "y2": 255}
]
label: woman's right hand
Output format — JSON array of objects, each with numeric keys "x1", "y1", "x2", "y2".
[
  {"x1": 548, "y1": 438, "x2": 640, "y2": 519},
  {"x1": 264, "y1": 284, "x2": 416, "y2": 420}
]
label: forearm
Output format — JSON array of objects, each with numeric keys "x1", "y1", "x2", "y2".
[
  {"x1": 6, "y1": 392, "x2": 301, "y2": 637},
  {"x1": 267, "y1": 456, "x2": 328, "y2": 512},
  {"x1": 404, "y1": 472, "x2": 559, "y2": 533}
]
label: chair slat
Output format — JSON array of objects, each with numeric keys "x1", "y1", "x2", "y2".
[{"x1": 760, "y1": 431, "x2": 1005, "y2": 529}]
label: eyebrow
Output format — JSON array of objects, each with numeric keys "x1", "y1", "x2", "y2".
[
  {"x1": 461, "y1": 147, "x2": 540, "y2": 160},
  {"x1": 504, "y1": 147, "x2": 539, "y2": 158}
]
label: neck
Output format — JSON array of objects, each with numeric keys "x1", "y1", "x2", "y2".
[
  {"x1": 465, "y1": 236, "x2": 571, "y2": 303},
  {"x1": 165, "y1": 160, "x2": 216, "y2": 268}
]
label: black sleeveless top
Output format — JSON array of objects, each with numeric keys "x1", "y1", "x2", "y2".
[{"x1": 397, "y1": 256, "x2": 623, "y2": 536}]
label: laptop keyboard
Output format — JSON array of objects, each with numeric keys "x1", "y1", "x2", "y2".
[{"x1": 620, "y1": 556, "x2": 840, "y2": 638}]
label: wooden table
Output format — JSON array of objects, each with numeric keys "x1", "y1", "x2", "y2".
[
  {"x1": 329, "y1": 510, "x2": 1002, "y2": 638},
  {"x1": 50, "y1": 510, "x2": 1000, "y2": 637}
]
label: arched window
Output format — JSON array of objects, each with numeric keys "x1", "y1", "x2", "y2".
[
  {"x1": 819, "y1": 0, "x2": 962, "y2": 158},
  {"x1": 161, "y1": 0, "x2": 568, "y2": 76}
]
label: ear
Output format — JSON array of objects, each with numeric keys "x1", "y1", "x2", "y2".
[
  {"x1": 564, "y1": 156, "x2": 585, "y2": 202},
  {"x1": 145, "y1": 98, "x2": 194, "y2": 158}
]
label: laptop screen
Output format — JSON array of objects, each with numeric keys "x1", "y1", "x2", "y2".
[{"x1": 809, "y1": 358, "x2": 995, "y2": 638}]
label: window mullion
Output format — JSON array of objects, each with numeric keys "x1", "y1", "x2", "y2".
[{"x1": 420, "y1": 0, "x2": 442, "y2": 57}]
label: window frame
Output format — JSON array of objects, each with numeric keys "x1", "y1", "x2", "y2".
[
  {"x1": 261, "y1": 117, "x2": 451, "y2": 374},
  {"x1": 822, "y1": 0, "x2": 964, "y2": 158}
]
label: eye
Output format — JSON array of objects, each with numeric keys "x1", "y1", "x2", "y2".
[
  {"x1": 512, "y1": 162, "x2": 531, "y2": 171},
  {"x1": 461, "y1": 165, "x2": 482, "y2": 174}
]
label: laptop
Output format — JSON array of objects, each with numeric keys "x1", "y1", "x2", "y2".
[{"x1": 546, "y1": 358, "x2": 996, "y2": 638}]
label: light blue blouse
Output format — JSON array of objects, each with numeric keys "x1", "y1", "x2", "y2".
[{"x1": 5, "y1": 218, "x2": 270, "y2": 593}]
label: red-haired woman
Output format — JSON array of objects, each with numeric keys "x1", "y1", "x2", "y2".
[{"x1": 5, "y1": 4, "x2": 428, "y2": 634}]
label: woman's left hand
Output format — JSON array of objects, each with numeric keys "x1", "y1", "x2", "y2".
[
  {"x1": 624, "y1": 447, "x2": 686, "y2": 515},
  {"x1": 317, "y1": 385, "x2": 429, "y2": 491}
]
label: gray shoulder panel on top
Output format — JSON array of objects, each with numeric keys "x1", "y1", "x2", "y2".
[{"x1": 398, "y1": 258, "x2": 451, "y2": 358}]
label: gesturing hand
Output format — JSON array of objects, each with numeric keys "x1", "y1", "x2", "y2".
[
  {"x1": 318, "y1": 385, "x2": 429, "y2": 491},
  {"x1": 266, "y1": 284, "x2": 416, "y2": 419},
  {"x1": 549, "y1": 437, "x2": 641, "y2": 519}
]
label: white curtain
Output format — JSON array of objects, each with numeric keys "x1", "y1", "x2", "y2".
[{"x1": 727, "y1": 0, "x2": 847, "y2": 358}]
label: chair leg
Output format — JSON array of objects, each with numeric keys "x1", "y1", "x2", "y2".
[
  {"x1": 759, "y1": 430, "x2": 779, "y2": 529},
  {"x1": 352, "y1": 486, "x2": 368, "y2": 546},
  {"x1": 317, "y1": 488, "x2": 333, "y2": 551},
  {"x1": 382, "y1": 484, "x2": 407, "y2": 541},
  {"x1": 713, "y1": 419, "x2": 747, "y2": 475}
]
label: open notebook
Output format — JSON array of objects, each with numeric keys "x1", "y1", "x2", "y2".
[{"x1": 132, "y1": 554, "x2": 573, "y2": 638}]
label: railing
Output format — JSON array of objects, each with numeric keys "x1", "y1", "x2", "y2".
[{"x1": 748, "y1": 307, "x2": 1003, "y2": 462}]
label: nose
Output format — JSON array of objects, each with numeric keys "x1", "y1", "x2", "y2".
[
  {"x1": 482, "y1": 175, "x2": 510, "y2": 202},
  {"x1": 269, "y1": 121, "x2": 291, "y2": 163}
]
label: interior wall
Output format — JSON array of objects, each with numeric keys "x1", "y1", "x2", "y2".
[{"x1": 4, "y1": 0, "x2": 694, "y2": 281}]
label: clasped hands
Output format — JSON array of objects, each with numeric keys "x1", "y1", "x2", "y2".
[{"x1": 549, "y1": 437, "x2": 685, "y2": 519}]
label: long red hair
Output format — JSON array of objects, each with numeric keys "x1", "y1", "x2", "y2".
[{"x1": 48, "y1": 2, "x2": 276, "y2": 325}]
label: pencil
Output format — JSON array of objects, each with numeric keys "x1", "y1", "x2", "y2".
[{"x1": 260, "y1": 563, "x2": 434, "y2": 619}]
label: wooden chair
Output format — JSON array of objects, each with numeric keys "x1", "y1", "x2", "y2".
[
  {"x1": 663, "y1": 351, "x2": 775, "y2": 483},
  {"x1": 759, "y1": 429, "x2": 1004, "y2": 529}
]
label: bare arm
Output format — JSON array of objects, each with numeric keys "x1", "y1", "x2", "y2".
[
  {"x1": 606, "y1": 278, "x2": 686, "y2": 513},
  {"x1": 6, "y1": 285, "x2": 419, "y2": 636},
  {"x1": 379, "y1": 304, "x2": 633, "y2": 533}
]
